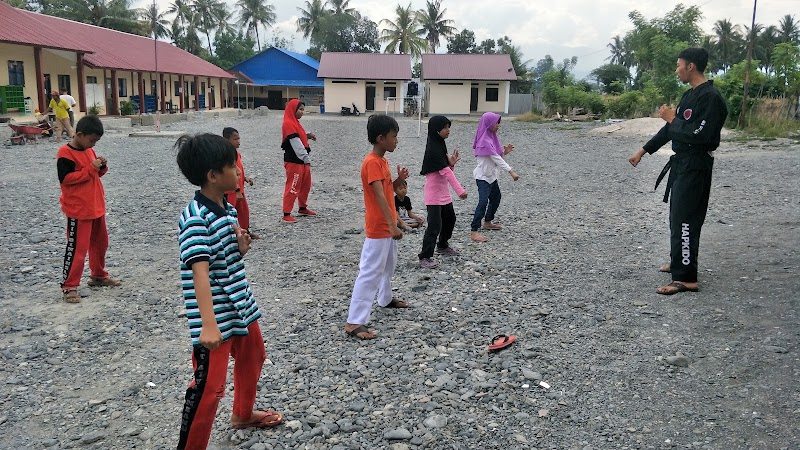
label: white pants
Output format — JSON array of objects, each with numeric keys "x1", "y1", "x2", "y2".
[{"x1": 347, "y1": 237, "x2": 397, "y2": 325}]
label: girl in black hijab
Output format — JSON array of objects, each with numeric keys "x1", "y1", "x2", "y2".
[{"x1": 418, "y1": 115, "x2": 468, "y2": 269}]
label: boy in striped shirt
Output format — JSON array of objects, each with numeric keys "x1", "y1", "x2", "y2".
[{"x1": 175, "y1": 133, "x2": 282, "y2": 450}]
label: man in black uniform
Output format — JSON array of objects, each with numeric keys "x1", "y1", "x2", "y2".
[{"x1": 628, "y1": 48, "x2": 728, "y2": 295}]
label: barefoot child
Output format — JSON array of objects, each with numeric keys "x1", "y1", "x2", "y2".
[
  {"x1": 223, "y1": 127, "x2": 258, "y2": 239},
  {"x1": 344, "y1": 115, "x2": 410, "y2": 340},
  {"x1": 394, "y1": 179, "x2": 425, "y2": 231},
  {"x1": 175, "y1": 133, "x2": 282, "y2": 450},
  {"x1": 418, "y1": 115, "x2": 467, "y2": 269},
  {"x1": 57, "y1": 115, "x2": 121, "y2": 303},
  {"x1": 470, "y1": 112, "x2": 519, "y2": 242}
]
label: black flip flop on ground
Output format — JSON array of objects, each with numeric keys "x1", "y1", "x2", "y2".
[
  {"x1": 386, "y1": 298, "x2": 410, "y2": 308},
  {"x1": 657, "y1": 281, "x2": 699, "y2": 295}
]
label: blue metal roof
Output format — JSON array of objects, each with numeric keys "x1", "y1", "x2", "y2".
[{"x1": 231, "y1": 47, "x2": 321, "y2": 87}]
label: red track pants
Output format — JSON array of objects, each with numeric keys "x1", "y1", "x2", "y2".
[
  {"x1": 177, "y1": 321, "x2": 267, "y2": 450},
  {"x1": 282, "y1": 162, "x2": 311, "y2": 214},
  {"x1": 61, "y1": 216, "x2": 109, "y2": 290},
  {"x1": 225, "y1": 192, "x2": 251, "y2": 230}
]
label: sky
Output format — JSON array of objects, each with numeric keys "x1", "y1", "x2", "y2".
[{"x1": 135, "y1": 0, "x2": 796, "y2": 79}]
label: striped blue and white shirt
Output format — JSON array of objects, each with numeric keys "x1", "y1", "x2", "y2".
[{"x1": 178, "y1": 191, "x2": 261, "y2": 347}]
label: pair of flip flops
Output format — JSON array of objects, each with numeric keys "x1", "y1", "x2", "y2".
[{"x1": 488, "y1": 334, "x2": 516, "y2": 352}]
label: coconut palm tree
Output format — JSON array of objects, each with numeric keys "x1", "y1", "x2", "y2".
[
  {"x1": 139, "y1": 2, "x2": 170, "y2": 39},
  {"x1": 43, "y1": 0, "x2": 143, "y2": 34},
  {"x1": 712, "y1": 19, "x2": 743, "y2": 72},
  {"x1": 755, "y1": 25, "x2": 779, "y2": 73},
  {"x1": 236, "y1": 0, "x2": 276, "y2": 51},
  {"x1": 328, "y1": 0, "x2": 354, "y2": 15},
  {"x1": 296, "y1": 0, "x2": 327, "y2": 39},
  {"x1": 607, "y1": 35, "x2": 625, "y2": 65},
  {"x1": 416, "y1": 0, "x2": 455, "y2": 53},
  {"x1": 380, "y1": 3, "x2": 427, "y2": 57},
  {"x1": 168, "y1": 0, "x2": 192, "y2": 26},
  {"x1": 192, "y1": 0, "x2": 230, "y2": 55},
  {"x1": 778, "y1": 14, "x2": 800, "y2": 45}
]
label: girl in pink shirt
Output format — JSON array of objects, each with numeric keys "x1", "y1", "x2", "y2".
[{"x1": 418, "y1": 116, "x2": 468, "y2": 269}]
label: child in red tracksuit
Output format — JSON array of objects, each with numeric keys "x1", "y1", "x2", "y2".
[
  {"x1": 175, "y1": 133, "x2": 283, "y2": 450},
  {"x1": 57, "y1": 115, "x2": 121, "y2": 303},
  {"x1": 280, "y1": 99, "x2": 317, "y2": 223},
  {"x1": 222, "y1": 127, "x2": 259, "y2": 239}
]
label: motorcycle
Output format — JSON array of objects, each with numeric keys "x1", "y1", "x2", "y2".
[{"x1": 340, "y1": 102, "x2": 361, "y2": 116}]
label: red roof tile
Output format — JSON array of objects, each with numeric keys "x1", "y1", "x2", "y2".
[
  {"x1": 0, "y1": 2, "x2": 232, "y2": 78},
  {"x1": 421, "y1": 54, "x2": 517, "y2": 81},
  {"x1": 318, "y1": 52, "x2": 411, "y2": 80}
]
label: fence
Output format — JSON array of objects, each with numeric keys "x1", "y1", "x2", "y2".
[{"x1": 508, "y1": 93, "x2": 544, "y2": 115}]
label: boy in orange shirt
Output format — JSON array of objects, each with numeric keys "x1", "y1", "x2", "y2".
[
  {"x1": 57, "y1": 115, "x2": 121, "y2": 303},
  {"x1": 344, "y1": 115, "x2": 410, "y2": 340},
  {"x1": 222, "y1": 127, "x2": 259, "y2": 239}
]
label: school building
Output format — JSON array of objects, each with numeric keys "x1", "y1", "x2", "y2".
[
  {"x1": 421, "y1": 53, "x2": 517, "y2": 115},
  {"x1": 0, "y1": 1, "x2": 234, "y2": 117},
  {"x1": 229, "y1": 47, "x2": 323, "y2": 111},
  {"x1": 317, "y1": 52, "x2": 412, "y2": 114}
]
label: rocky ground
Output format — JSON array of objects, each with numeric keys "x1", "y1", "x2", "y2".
[{"x1": 0, "y1": 112, "x2": 798, "y2": 450}]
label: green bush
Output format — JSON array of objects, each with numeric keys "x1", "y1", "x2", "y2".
[
  {"x1": 87, "y1": 103, "x2": 101, "y2": 116},
  {"x1": 119, "y1": 100, "x2": 136, "y2": 116}
]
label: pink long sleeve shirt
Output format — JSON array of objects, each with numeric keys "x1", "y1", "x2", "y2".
[{"x1": 423, "y1": 166, "x2": 466, "y2": 206}]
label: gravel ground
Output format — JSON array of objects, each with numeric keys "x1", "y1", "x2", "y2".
[{"x1": 0, "y1": 112, "x2": 798, "y2": 450}]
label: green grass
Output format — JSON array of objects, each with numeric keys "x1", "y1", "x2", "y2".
[
  {"x1": 553, "y1": 124, "x2": 583, "y2": 131},
  {"x1": 514, "y1": 111, "x2": 546, "y2": 123},
  {"x1": 739, "y1": 116, "x2": 800, "y2": 140}
]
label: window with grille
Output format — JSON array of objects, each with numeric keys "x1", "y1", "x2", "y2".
[{"x1": 7, "y1": 61, "x2": 24, "y2": 85}]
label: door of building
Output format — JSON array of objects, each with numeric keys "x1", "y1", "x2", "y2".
[
  {"x1": 470, "y1": 87, "x2": 479, "y2": 112},
  {"x1": 267, "y1": 90, "x2": 283, "y2": 109},
  {"x1": 366, "y1": 85, "x2": 376, "y2": 111}
]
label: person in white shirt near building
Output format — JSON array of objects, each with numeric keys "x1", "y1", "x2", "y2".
[
  {"x1": 469, "y1": 112, "x2": 519, "y2": 242},
  {"x1": 60, "y1": 90, "x2": 77, "y2": 128}
]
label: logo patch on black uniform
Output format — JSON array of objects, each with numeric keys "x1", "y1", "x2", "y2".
[{"x1": 683, "y1": 108, "x2": 693, "y2": 120}]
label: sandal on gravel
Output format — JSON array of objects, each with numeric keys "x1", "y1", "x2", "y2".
[
  {"x1": 385, "y1": 298, "x2": 410, "y2": 308},
  {"x1": 488, "y1": 334, "x2": 516, "y2": 352},
  {"x1": 63, "y1": 289, "x2": 80, "y2": 303},
  {"x1": 232, "y1": 410, "x2": 283, "y2": 429},
  {"x1": 88, "y1": 276, "x2": 121, "y2": 287},
  {"x1": 345, "y1": 325, "x2": 376, "y2": 340},
  {"x1": 656, "y1": 281, "x2": 698, "y2": 295}
]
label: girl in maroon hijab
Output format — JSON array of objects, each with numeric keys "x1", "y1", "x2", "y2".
[{"x1": 281, "y1": 99, "x2": 317, "y2": 223}]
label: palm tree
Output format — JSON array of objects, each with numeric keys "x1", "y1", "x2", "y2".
[
  {"x1": 607, "y1": 35, "x2": 625, "y2": 65},
  {"x1": 168, "y1": 0, "x2": 192, "y2": 26},
  {"x1": 139, "y1": 2, "x2": 170, "y2": 39},
  {"x1": 380, "y1": 3, "x2": 427, "y2": 57},
  {"x1": 712, "y1": 19, "x2": 743, "y2": 73},
  {"x1": 192, "y1": 0, "x2": 229, "y2": 55},
  {"x1": 236, "y1": 0, "x2": 276, "y2": 51},
  {"x1": 45, "y1": 0, "x2": 144, "y2": 35},
  {"x1": 778, "y1": 14, "x2": 800, "y2": 45},
  {"x1": 328, "y1": 0, "x2": 354, "y2": 15},
  {"x1": 416, "y1": 0, "x2": 455, "y2": 53},
  {"x1": 296, "y1": 0, "x2": 327, "y2": 39},
  {"x1": 755, "y1": 25, "x2": 779, "y2": 73}
]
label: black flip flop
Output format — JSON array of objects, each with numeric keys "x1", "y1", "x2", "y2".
[
  {"x1": 386, "y1": 298, "x2": 410, "y2": 308},
  {"x1": 345, "y1": 325, "x2": 375, "y2": 340},
  {"x1": 657, "y1": 281, "x2": 699, "y2": 295}
]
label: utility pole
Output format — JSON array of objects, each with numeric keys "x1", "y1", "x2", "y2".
[{"x1": 738, "y1": 0, "x2": 757, "y2": 129}]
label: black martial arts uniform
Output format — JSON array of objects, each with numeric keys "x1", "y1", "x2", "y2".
[{"x1": 642, "y1": 80, "x2": 728, "y2": 283}]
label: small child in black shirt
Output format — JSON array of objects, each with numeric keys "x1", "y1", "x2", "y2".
[{"x1": 394, "y1": 179, "x2": 425, "y2": 230}]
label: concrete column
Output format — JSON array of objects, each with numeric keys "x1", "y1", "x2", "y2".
[
  {"x1": 111, "y1": 70, "x2": 119, "y2": 115},
  {"x1": 138, "y1": 71, "x2": 145, "y2": 114},
  {"x1": 34, "y1": 47, "x2": 46, "y2": 112},
  {"x1": 76, "y1": 53, "x2": 86, "y2": 112},
  {"x1": 193, "y1": 75, "x2": 200, "y2": 111},
  {"x1": 179, "y1": 75, "x2": 185, "y2": 113}
]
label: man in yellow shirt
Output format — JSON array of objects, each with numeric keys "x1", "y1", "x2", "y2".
[{"x1": 42, "y1": 90, "x2": 74, "y2": 143}]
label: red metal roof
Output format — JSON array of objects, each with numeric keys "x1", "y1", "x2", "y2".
[
  {"x1": 317, "y1": 52, "x2": 411, "y2": 80},
  {"x1": 421, "y1": 54, "x2": 517, "y2": 81},
  {"x1": 0, "y1": 2, "x2": 232, "y2": 78},
  {"x1": 0, "y1": 1, "x2": 91, "y2": 53}
]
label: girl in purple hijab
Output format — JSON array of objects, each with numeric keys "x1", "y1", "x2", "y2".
[{"x1": 470, "y1": 112, "x2": 519, "y2": 242}]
